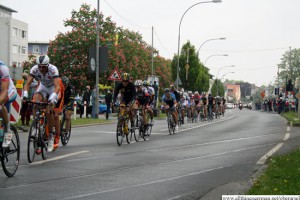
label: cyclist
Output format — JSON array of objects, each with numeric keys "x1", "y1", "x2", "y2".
[
  {"x1": 215, "y1": 96, "x2": 222, "y2": 117},
  {"x1": 162, "y1": 88, "x2": 178, "y2": 131},
  {"x1": 133, "y1": 80, "x2": 153, "y2": 131},
  {"x1": 221, "y1": 96, "x2": 226, "y2": 115},
  {"x1": 113, "y1": 73, "x2": 136, "y2": 128},
  {"x1": 60, "y1": 76, "x2": 75, "y2": 143},
  {"x1": 144, "y1": 80, "x2": 155, "y2": 107},
  {"x1": 201, "y1": 92, "x2": 208, "y2": 119},
  {"x1": 179, "y1": 92, "x2": 188, "y2": 124},
  {"x1": 0, "y1": 61, "x2": 17, "y2": 148},
  {"x1": 23, "y1": 55, "x2": 60, "y2": 152},
  {"x1": 193, "y1": 91, "x2": 201, "y2": 118},
  {"x1": 206, "y1": 93, "x2": 215, "y2": 119}
]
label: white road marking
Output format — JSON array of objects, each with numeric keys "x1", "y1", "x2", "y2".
[
  {"x1": 160, "y1": 115, "x2": 237, "y2": 132},
  {"x1": 283, "y1": 132, "x2": 290, "y2": 141},
  {"x1": 256, "y1": 143, "x2": 283, "y2": 165},
  {"x1": 30, "y1": 151, "x2": 89, "y2": 165}
]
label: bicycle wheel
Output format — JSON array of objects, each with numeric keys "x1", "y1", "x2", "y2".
[
  {"x1": 27, "y1": 122, "x2": 38, "y2": 163},
  {"x1": 60, "y1": 117, "x2": 71, "y2": 146},
  {"x1": 139, "y1": 117, "x2": 146, "y2": 141},
  {"x1": 133, "y1": 116, "x2": 140, "y2": 142},
  {"x1": 125, "y1": 119, "x2": 132, "y2": 144},
  {"x1": 41, "y1": 126, "x2": 48, "y2": 160},
  {"x1": 178, "y1": 112, "x2": 182, "y2": 127},
  {"x1": 116, "y1": 120, "x2": 124, "y2": 146},
  {"x1": 1, "y1": 125, "x2": 20, "y2": 177}
]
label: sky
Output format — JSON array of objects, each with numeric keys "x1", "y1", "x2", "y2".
[{"x1": 2, "y1": 0, "x2": 300, "y2": 87}]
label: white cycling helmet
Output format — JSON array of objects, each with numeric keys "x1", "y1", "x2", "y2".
[
  {"x1": 134, "y1": 80, "x2": 143, "y2": 86},
  {"x1": 188, "y1": 91, "x2": 192, "y2": 95},
  {"x1": 36, "y1": 55, "x2": 50, "y2": 65},
  {"x1": 194, "y1": 91, "x2": 199, "y2": 95}
]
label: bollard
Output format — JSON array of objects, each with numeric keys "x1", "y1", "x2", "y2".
[
  {"x1": 83, "y1": 101, "x2": 87, "y2": 118},
  {"x1": 73, "y1": 101, "x2": 77, "y2": 120}
]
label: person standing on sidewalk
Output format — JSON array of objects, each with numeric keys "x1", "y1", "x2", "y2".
[
  {"x1": 82, "y1": 85, "x2": 91, "y2": 118},
  {"x1": 105, "y1": 89, "x2": 112, "y2": 120}
]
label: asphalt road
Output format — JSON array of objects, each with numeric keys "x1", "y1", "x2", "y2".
[{"x1": 1, "y1": 109, "x2": 299, "y2": 200}]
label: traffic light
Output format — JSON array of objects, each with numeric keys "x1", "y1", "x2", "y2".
[{"x1": 274, "y1": 87, "x2": 279, "y2": 95}]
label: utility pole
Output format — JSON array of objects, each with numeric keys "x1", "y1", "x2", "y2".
[{"x1": 95, "y1": 0, "x2": 100, "y2": 119}]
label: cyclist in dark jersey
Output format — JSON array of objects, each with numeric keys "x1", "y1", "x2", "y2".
[
  {"x1": 207, "y1": 93, "x2": 215, "y2": 118},
  {"x1": 162, "y1": 88, "x2": 178, "y2": 131},
  {"x1": 113, "y1": 73, "x2": 136, "y2": 125},
  {"x1": 201, "y1": 93, "x2": 208, "y2": 118}
]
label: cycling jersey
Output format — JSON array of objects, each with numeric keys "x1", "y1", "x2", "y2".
[
  {"x1": 114, "y1": 82, "x2": 136, "y2": 105},
  {"x1": 136, "y1": 86, "x2": 150, "y2": 106},
  {"x1": 179, "y1": 96, "x2": 188, "y2": 107},
  {"x1": 64, "y1": 84, "x2": 75, "y2": 109},
  {"x1": 194, "y1": 95, "x2": 201, "y2": 105},
  {"x1": 30, "y1": 64, "x2": 59, "y2": 87},
  {"x1": 162, "y1": 93, "x2": 176, "y2": 107},
  {"x1": 201, "y1": 96, "x2": 207, "y2": 104},
  {"x1": 0, "y1": 61, "x2": 17, "y2": 104},
  {"x1": 208, "y1": 96, "x2": 214, "y2": 105}
]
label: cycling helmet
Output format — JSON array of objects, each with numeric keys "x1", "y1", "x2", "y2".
[
  {"x1": 194, "y1": 91, "x2": 199, "y2": 95},
  {"x1": 179, "y1": 92, "x2": 183, "y2": 96},
  {"x1": 188, "y1": 91, "x2": 192, "y2": 95},
  {"x1": 164, "y1": 88, "x2": 170, "y2": 94},
  {"x1": 61, "y1": 76, "x2": 69, "y2": 86},
  {"x1": 143, "y1": 80, "x2": 149, "y2": 86},
  {"x1": 121, "y1": 73, "x2": 130, "y2": 81},
  {"x1": 36, "y1": 55, "x2": 50, "y2": 65},
  {"x1": 134, "y1": 80, "x2": 143, "y2": 86},
  {"x1": 0, "y1": 61, "x2": 6, "y2": 66}
]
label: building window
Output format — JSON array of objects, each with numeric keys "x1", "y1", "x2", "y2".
[
  {"x1": 13, "y1": 27, "x2": 18, "y2": 37},
  {"x1": 21, "y1": 46, "x2": 27, "y2": 54},
  {"x1": 22, "y1": 30, "x2": 27, "y2": 39},
  {"x1": 33, "y1": 45, "x2": 40, "y2": 54},
  {"x1": 12, "y1": 45, "x2": 18, "y2": 53}
]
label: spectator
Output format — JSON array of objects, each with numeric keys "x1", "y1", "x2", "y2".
[
  {"x1": 81, "y1": 85, "x2": 91, "y2": 118},
  {"x1": 20, "y1": 73, "x2": 30, "y2": 126},
  {"x1": 105, "y1": 89, "x2": 112, "y2": 120},
  {"x1": 152, "y1": 81, "x2": 158, "y2": 107},
  {"x1": 91, "y1": 87, "x2": 97, "y2": 118}
]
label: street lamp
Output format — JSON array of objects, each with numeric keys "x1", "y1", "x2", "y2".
[
  {"x1": 216, "y1": 65, "x2": 235, "y2": 96},
  {"x1": 204, "y1": 54, "x2": 228, "y2": 66},
  {"x1": 197, "y1": 37, "x2": 226, "y2": 56},
  {"x1": 176, "y1": 0, "x2": 222, "y2": 89}
]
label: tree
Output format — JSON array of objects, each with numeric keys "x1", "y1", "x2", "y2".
[
  {"x1": 46, "y1": 4, "x2": 172, "y2": 94},
  {"x1": 211, "y1": 79, "x2": 224, "y2": 97},
  {"x1": 171, "y1": 41, "x2": 209, "y2": 92},
  {"x1": 278, "y1": 48, "x2": 300, "y2": 86}
]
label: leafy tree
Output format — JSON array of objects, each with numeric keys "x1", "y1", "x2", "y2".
[
  {"x1": 171, "y1": 41, "x2": 209, "y2": 92},
  {"x1": 46, "y1": 4, "x2": 172, "y2": 94},
  {"x1": 211, "y1": 79, "x2": 224, "y2": 96},
  {"x1": 278, "y1": 48, "x2": 300, "y2": 85}
]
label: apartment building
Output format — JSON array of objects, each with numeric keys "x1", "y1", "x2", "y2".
[{"x1": 0, "y1": 4, "x2": 28, "y2": 67}]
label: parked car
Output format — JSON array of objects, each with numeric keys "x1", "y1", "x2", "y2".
[
  {"x1": 226, "y1": 103, "x2": 234, "y2": 109},
  {"x1": 74, "y1": 96, "x2": 109, "y2": 114}
]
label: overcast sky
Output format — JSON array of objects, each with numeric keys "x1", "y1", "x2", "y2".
[{"x1": 2, "y1": 0, "x2": 300, "y2": 86}]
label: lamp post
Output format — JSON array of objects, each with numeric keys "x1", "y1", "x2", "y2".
[
  {"x1": 197, "y1": 37, "x2": 226, "y2": 58},
  {"x1": 204, "y1": 54, "x2": 228, "y2": 66},
  {"x1": 95, "y1": 0, "x2": 100, "y2": 119},
  {"x1": 176, "y1": 0, "x2": 222, "y2": 90},
  {"x1": 216, "y1": 65, "x2": 235, "y2": 96}
]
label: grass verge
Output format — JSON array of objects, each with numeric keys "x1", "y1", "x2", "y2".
[
  {"x1": 247, "y1": 111, "x2": 300, "y2": 194},
  {"x1": 281, "y1": 111, "x2": 300, "y2": 126},
  {"x1": 247, "y1": 149, "x2": 300, "y2": 194}
]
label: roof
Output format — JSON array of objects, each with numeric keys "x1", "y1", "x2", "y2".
[{"x1": 0, "y1": 4, "x2": 17, "y2": 13}]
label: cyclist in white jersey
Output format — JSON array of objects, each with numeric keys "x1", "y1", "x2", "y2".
[
  {"x1": 0, "y1": 61, "x2": 17, "y2": 147},
  {"x1": 23, "y1": 55, "x2": 60, "y2": 152}
]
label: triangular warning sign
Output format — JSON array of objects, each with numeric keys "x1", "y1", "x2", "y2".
[{"x1": 108, "y1": 68, "x2": 122, "y2": 81}]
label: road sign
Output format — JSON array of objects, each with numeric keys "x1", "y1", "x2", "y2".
[{"x1": 107, "y1": 68, "x2": 121, "y2": 81}]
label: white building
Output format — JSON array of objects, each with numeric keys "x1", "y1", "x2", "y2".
[{"x1": 0, "y1": 4, "x2": 28, "y2": 67}]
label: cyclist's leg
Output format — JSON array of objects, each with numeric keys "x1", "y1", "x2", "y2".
[
  {"x1": 65, "y1": 109, "x2": 73, "y2": 132},
  {"x1": 2, "y1": 87, "x2": 17, "y2": 147}
]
